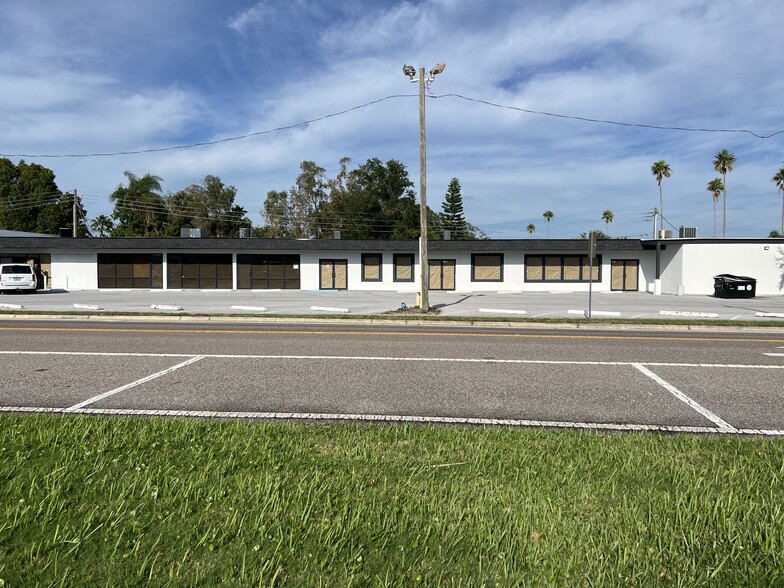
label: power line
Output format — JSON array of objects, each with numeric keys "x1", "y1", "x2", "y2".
[
  {"x1": 2, "y1": 93, "x2": 781, "y2": 160},
  {"x1": 438, "y1": 94, "x2": 784, "y2": 139}
]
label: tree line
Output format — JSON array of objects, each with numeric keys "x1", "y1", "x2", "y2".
[
  {"x1": 0, "y1": 156, "x2": 485, "y2": 240},
  {"x1": 260, "y1": 157, "x2": 484, "y2": 240}
]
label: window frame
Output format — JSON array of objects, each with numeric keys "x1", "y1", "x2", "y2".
[
  {"x1": 97, "y1": 253, "x2": 163, "y2": 289},
  {"x1": 393, "y1": 253, "x2": 415, "y2": 282},
  {"x1": 524, "y1": 254, "x2": 602, "y2": 282},
  {"x1": 361, "y1": 253, "x2": 383, "y2": 282},
  {"x1": 471, "y1": 253, "x2": 504, "y2": 282}
]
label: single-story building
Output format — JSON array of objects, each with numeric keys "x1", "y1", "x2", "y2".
[{"x1": 0, "y1": 236, "x2": 782, "y2": 296}]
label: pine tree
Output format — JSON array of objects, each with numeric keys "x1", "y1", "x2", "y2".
[{"x1": 441, "y1": 178, "x2": 468, "y2": 239}]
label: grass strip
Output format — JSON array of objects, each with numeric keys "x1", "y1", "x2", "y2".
[{"x1": 1, "y1": 415, "x2": 783, "y2": 586}]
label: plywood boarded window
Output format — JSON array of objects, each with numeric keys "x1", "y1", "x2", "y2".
[
  {"x1": 525, "y1": 256, "x2": 543, "y2": 281},
  {"x1": 563, "y1": 256, "x2": 580, "y2": 281},
  {"x1": 525, "y1": 254, "x2": 602, "y2": 282},
  {"x1": 581, "y1": 256, "x2": 600, "y2": 281},
  {"x1": 471, "y1": 254, "x2": 503, "y2": 282},
  {"x1": 394, "y1": 254, "x2": 414, "y2": 282},
  {"x1": 362, "y1": 254, "x2": 382, "y2": 282},
  {"x1": 544, "y1": 257, "x2": 562, "y2": 281}
]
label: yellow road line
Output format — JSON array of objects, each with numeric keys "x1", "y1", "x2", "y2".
[{"x1": 0, "y1": 326, "x2": 782, "y2": 343}]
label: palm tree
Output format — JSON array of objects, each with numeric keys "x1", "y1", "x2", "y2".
[
  {"x1": 542, "y1": 210, "x2": 554, "y2": 238},
  {"x1": 526, "y1": 223, "x2": 536, "y2": 238},
  {"x1": 650, "y1": 160, "x2": 671, "y2": 228},
  {"x1": 90, "y1": 215, "x2": 113, "y2": 237},
  {"x1": 772, "y1": 164, "x2": 784, "y2": 237},
  {"x1": 601, "y1": 210, "x2": 613, "y2": 236},
  {"x1": 706, "y1": 178, "x2": 724, "y2": 238},
  {"x1": 712, "y1": 149, "x2": 736, "y2": 238}
]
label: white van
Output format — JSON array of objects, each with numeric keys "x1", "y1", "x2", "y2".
[{"x1": 0, "y1": 264, "x2": 38, "y2": 293}]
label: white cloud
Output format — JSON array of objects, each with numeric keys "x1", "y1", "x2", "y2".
[
  {"x1": 2, "y1": 0, "x2": 782, "y2": 238},
  {"x1": 228, "y1": 2, "x2": 275, "y2": 33}
]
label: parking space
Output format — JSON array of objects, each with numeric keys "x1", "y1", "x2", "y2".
[
  {"x1": 85, "y1": 358, "x2": 711, "y2": 427},
  {"x1": 2, "y1": 350, "x2": 781, "y2": 435},
  {"x1": 649, "y1": 365, "x2": 784, "y2": 430},
  {"x1": 0, "y1": 353, "x2": 183, "y2": 408}
]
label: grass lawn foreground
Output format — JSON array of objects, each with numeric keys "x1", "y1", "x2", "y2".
[{"x1": 1, "y1": 415, "x2": 783, "y2": 586}]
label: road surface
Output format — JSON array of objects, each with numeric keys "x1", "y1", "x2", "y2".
[{"x1": 1, "y1": 320, "x2": 783, "y2": 435}]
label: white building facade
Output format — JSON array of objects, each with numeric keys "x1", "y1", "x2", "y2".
[{"x1": 1, "y1": 236, "x2": 781, "y2": 296}]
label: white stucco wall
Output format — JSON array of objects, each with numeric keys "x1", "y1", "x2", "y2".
[
  {"x1": 679, "y1": 243, "x2": 784, "y2": 295},
  {"x1": 51, "y1": 251, "x2": 98, "y2": 290},
  {"x1": 38, "y1": 242, "x2": 782, "y2": 296}
]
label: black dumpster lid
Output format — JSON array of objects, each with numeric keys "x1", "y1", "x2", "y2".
[{"x1": 713, "y1": 274, "x2": 756, "y2": 282}]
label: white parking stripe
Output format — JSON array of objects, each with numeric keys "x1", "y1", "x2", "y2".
[
  {"x1": 2, "y1": 405, "x2": 782, "y2": 436},
  {"x1": 63, "y1": 356, "x2": 205, "y2": 412},
  {"x1": 631, "y1": 363, "x2": 736, "y2": 432}
]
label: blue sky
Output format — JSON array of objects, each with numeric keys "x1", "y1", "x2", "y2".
[{"x1": 1, "y1": 0, "x2": 783, "y2": 238}]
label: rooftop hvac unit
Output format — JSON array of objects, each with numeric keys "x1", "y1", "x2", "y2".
[
  {"x1": 658, "y1": 229, "x2": 672, "y2": 239},
  {"x1": 239, "y1": 227, "x2": 252, "y2": 238},
  {"x1": 180, "y1": 228, "x2": 204, "y2": 238},
  {"x1": 679, "y1": 226, "x2": 698, "y2": 238}
]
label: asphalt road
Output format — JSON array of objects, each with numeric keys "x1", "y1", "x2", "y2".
[{"x1": 1, "y1": 320, "x2": 783, "y2": 435}]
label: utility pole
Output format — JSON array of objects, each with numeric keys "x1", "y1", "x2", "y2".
[
  {"x1": 72, "y1": 189, "x2": 78, "y2": 238},
  {"x1": 652, "y1": 207, "x2": 658, "y2": 239},
  {"x1": 403, "y1": 63, "x2": 445, "y2": 310},
  {"x1": 417, "y1": 67, "x2": 429, "y2": 311}
]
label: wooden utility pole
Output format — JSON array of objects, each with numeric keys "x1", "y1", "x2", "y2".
[
  {"x1": 72, "y1": 189, "x2": 78, "y2": 238},
  {"x1": 418, "y1": 67, "x2": 429, "y2": 311}
]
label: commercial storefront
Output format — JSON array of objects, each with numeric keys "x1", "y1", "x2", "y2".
[{"x1": 0, "y1": 236, "x2": 782, "y2": 296}]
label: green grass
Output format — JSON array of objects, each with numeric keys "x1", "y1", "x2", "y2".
[{"x1": 1, "y1": 416, "x2": 783, "y2": 586}]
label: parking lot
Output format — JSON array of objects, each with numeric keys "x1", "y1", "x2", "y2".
[{"x1": 0, "y1": 288, "x2": 782, "y2": 321}]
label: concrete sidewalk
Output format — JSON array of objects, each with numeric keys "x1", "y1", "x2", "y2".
[{"x1": 1, "y1": 288, "x2": 782, "y2": 322}]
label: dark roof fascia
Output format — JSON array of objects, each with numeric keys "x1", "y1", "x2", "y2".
[
  {"x1": 640, "y1": 238, "x2": 784, "y2": 249},
  {"x1": 0, "y1": 236, "x2": 651, "y2": 253}
]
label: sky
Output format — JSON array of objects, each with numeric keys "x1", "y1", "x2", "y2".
[{"x1": 1, "y1": 0, "x2": 783, "y2": 239}]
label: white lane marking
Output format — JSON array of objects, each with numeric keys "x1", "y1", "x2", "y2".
[
  {"x1": 631, "y1": 363, "x2": 736, "y2": 432},
  {"x1": 479, "y1": 308, "x2": 527, "y2": 315},
  {"x1": 1, "y1": 405, "x2": 782, "y2": 436},
  {"x1": 310, "y1": 306, "x2": 350, "y2": 313},
  {"x1": 63, "y1": 356, "x2": 205, "y2": 412},
  {"x1": 230, "y1": 305, "x2": 268, "y2": 312},
  {"x1": 756, "y1": 312, "x2": 784, "y2": 318},
  {"x1": 1, "y1": 350, "x2": 783, "y2": 369}
]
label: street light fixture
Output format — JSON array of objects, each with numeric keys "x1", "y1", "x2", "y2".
[{"x1": 402, "y1": 62, "x2": 446, "y2": 310}]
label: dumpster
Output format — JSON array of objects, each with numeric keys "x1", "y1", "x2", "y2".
[{"x1": 713, "y1": 274, "x2": 756, "y2": 298}]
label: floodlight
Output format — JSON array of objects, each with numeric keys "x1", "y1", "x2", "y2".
[
  {"x1": 402, "y1": 64, "x2": 416, "y2": 79},
  {"x1": 430, "y1": 63, "x2": 446, "y2": 76}
]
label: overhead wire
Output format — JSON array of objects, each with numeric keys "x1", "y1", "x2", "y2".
[{"x1": 2, "y1": 92, "x2": 781, "y2": 160}]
